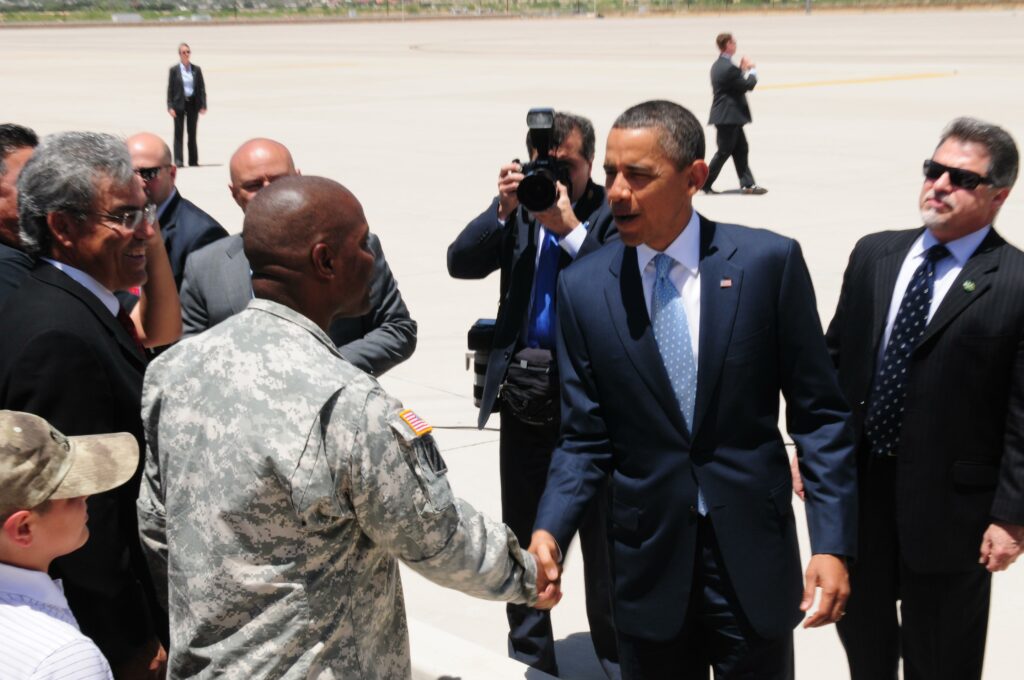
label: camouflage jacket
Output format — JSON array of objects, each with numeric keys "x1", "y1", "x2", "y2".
[{"x1": 138, "y1": 299, "x2": 536, "y2": 679}]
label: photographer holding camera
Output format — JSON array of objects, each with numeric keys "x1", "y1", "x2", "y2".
[{"x1": 447, "y1": 110, "x2": 619, "y2": 677}]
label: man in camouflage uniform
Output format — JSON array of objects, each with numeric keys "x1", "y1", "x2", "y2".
[{"x1": 137, "y1": 176, "x2": 555, "y2": 679}]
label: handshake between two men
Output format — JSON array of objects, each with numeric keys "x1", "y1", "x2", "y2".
[{"x1": 527, "y1": 529, "x2": 851, "y2": 627}]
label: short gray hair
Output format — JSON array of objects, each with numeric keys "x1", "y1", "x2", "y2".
[
  {"x1": 17, "y1": 131, "x2": 134, "y2": 257},
  {"x1": 612, "y1": 100, "x2": 705, "y2": 170},
  {"x1": 938, "y1": 117, "x2": 1019, "y2": 189}
]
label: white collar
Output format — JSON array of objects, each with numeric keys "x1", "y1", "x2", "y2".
[
  {"x1": 636, "y1": 209, "x2": 701, "y2": 275},
  {"x1": 0, "y1": 562, "x2": 69, "y2": 610},
  {"x1": 41, "y1": 259, "x2": 120, "y2": 316}
]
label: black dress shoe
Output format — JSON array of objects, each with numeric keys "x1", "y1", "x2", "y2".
[{"x1": 741, "y1": 185, "x2": 768, "y2": 195}]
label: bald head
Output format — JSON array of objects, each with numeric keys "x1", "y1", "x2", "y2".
[
  {"x1": 126, "y1": 132, "x2": 175, "y2": 204},
  {"x1": 229, "y1": 138, "x2": 297, "y2": 212},
  {"x1": 243, "y1": 176, "x2": 374, "y2": 329}
]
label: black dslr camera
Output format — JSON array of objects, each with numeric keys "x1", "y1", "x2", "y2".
[{"x1": 516, "y1": 108, "x2": 572, "y2": 213}]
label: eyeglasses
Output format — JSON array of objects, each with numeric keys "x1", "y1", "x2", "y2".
[
  {"x1": 922, "y1": 159, "x2": 993, "y2": 191},
  {"x1": 134, "y1": 165, "x2": 170, "y2": 182},
  {"x1": 89, "y1": 203, "x2": 157, "y2": 233},
  {"x1": 180, "y1": 50, "x2": 190, "y2": 55}
]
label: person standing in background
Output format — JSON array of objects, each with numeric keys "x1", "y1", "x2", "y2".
[
  {"x1": 166, "y1": 43, "x2": 206, "y2": 168},
  {"x1": 704, "y1": 33, "x2": 767, "y2": 196}
]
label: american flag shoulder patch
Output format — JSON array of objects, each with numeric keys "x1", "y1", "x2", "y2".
[{"x1": 398, "y1": 409, "x2": 432, "y2": 437}]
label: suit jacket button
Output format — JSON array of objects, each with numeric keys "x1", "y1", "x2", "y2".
[{"x1": 689, "y1": 505, "x2": 698, "y2": 516}]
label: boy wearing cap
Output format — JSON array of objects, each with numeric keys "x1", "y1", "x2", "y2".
[{"x1": 0, "y1": 410, "x2": 138, "y2": 679}]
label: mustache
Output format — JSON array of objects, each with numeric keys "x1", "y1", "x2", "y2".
[{"x1": 923, "y1": 190, "x2": 954, "y2": 210}]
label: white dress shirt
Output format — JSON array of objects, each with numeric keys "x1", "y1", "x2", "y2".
[
  {"x1": 878, "y1": 226, "x2": 990, "y2": 364},
  {"x1": 41, "y1": 259, "x2": 119, "y2": 316},
  {"x1": 636, "y1": 209, "x2": 702, "y2": 362},
  {"x1": 179, "y1": 63, "x2": 195, "y2": 98},
  {"x1": 637, "y1": 210, "x2": 707, "y2": 514},
  {"x1": 498, "y1": 206, "x2": 590, "y2": 341},
  {"x1": 0, "y1": 563, "x2": 114, "y2": 679}
]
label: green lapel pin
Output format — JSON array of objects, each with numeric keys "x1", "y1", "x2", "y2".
[{"x1": 963, "y1": 280, "x2": 976, "y2": 292}]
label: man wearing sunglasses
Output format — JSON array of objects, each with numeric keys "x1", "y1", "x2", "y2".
[
  {"x1": 823, "y1": 117, "x2": 1023, "y2": 680},
  {"x1": 0, "y1": 131, "x2": 181, "y2": 677},
  {"x1": 127, "y1": 132, "x2": 226, "y2": 290}
]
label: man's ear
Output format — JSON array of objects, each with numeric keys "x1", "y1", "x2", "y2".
[
  {"x1": 688, "y1": 160, "x2": 710, "y2": 195},
  {"x1": 991, "y1": 186, "x2": 1010, "y2": 212},
  {"x1": 47, "y1": 212, "x2": 79, "y2": 250},
  {"x1": 2, "y1": 510, "x2": 34, "y2": 548},
  {"x1": 310, "y1": 242, "x2": 334, "y2": 279},
  {"x1": 229, "y1": 184, "x2": 244, "y2": 210}
]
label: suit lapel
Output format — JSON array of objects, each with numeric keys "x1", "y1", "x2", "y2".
[
  {"x1": 34, "y1": 265, "x2": 146, "y2": 368},
  {"x1": 226, "y1": 235, "x2": 253, "y2": 315},
  {"x1": 917, "y1": 228, "x2": 1003, "y2": 348},
  {"x1": 160, "y1": 190, "x2": 181, "y2": 233},
  {"x1": 692, "y1": 218, "x2": 741, "y2": 439},
  {"x1": 870, "y1": 230, "x2": 921, "y2": 356},
  {"x1": 605, "y1": 246, "x2": 689, "y2": 436}
]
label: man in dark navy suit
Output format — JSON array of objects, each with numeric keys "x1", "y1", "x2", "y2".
[
  {"x1": 531, "y1": 100, "x2": 857, "y2": 679},
  {"x1": 448, "y1": 111, "x2": 619, "y2": 677},
  {"x1": 826, "y1": 117, "x2": 1024, "y2": 680},
  {"x1": 127, "y1": 132, "x2": 227, "y2": 290},
  {"x1": 705, "y1": 32, "x2": 766, "y2": 196}
]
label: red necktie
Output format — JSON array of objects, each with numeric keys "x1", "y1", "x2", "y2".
[{"x1": 116, "y1": 307, "x2": 146, "y2": 355}]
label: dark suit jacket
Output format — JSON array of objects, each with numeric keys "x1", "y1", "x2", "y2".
[
  {"x1": 826, "y1": 227, "x2": 1024, "y2": 573},
  {"x1": 160, "y1": 190, "x2": 227, "y2": 289},
  {"x1": 708, "y1": 55, "x2": 755, "y2": 126},
  {"x1": 0, "y1": 241, "x2": 33, "y2": 307},
  {"x1": 535, "y1": 216, "x2": 857, "y2": 641},
  {"x1": 179, "y1": 232, "x2": 416, "y2": 376},
  {"x1": 0, "y1": 263, "x2": 158, "y2": 663},
  {"x1": 447, "y1": 179, "x2": 617, "y2": 428},
  {"x1": 167, "y1": 62, "x2": 206, "y2": 111}
]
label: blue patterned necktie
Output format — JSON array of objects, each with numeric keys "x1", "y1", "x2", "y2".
[
  {"x1": 651, "y1": 254, "x2": 706, "y2": 514},
  {"x1": 864, "y1": 243, "x2": 951, "y2": 457},
  {"x1": 527, "y1": 230, "x2": 561, "y2": 349}
]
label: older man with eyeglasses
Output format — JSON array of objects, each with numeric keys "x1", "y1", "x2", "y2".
[
  {"x1": 822, "y1": 117, "x2": 1024, "y2": 680},
  {"x1": 126, "y1": 132, "x2": 226, "y2": 291},
  {"x1": 0, "y1": 131, "x2": 181, "y2": 678}
]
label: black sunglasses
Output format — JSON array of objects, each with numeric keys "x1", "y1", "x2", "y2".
[
  {"x1": 922, "y1": 159, "x2": 992, "y2": 191},
  {"x1": 134, "y1": 166, "x2": 169, "y2": 181}
]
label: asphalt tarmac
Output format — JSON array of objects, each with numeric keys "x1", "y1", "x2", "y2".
[{"x1": 3, "y1": 8, "x2": 1023, "y2": 678}]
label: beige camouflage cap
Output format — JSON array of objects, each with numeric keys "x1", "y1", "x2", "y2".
[{"x1": 0, "y1": 410, "x2": 138, "y2": 516}]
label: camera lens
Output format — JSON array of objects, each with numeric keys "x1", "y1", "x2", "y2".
[{"x1": 517, "y1": 171, "x2": 557, "y2": 212}]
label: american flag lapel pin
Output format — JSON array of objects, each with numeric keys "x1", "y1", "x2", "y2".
[{"x1": 720, "y1": 277, "x2": 733, "y2": 288}]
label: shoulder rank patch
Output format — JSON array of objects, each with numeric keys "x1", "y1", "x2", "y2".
[{"x1": 398, "y1": 409, "x2": 432, "y2": 437}]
